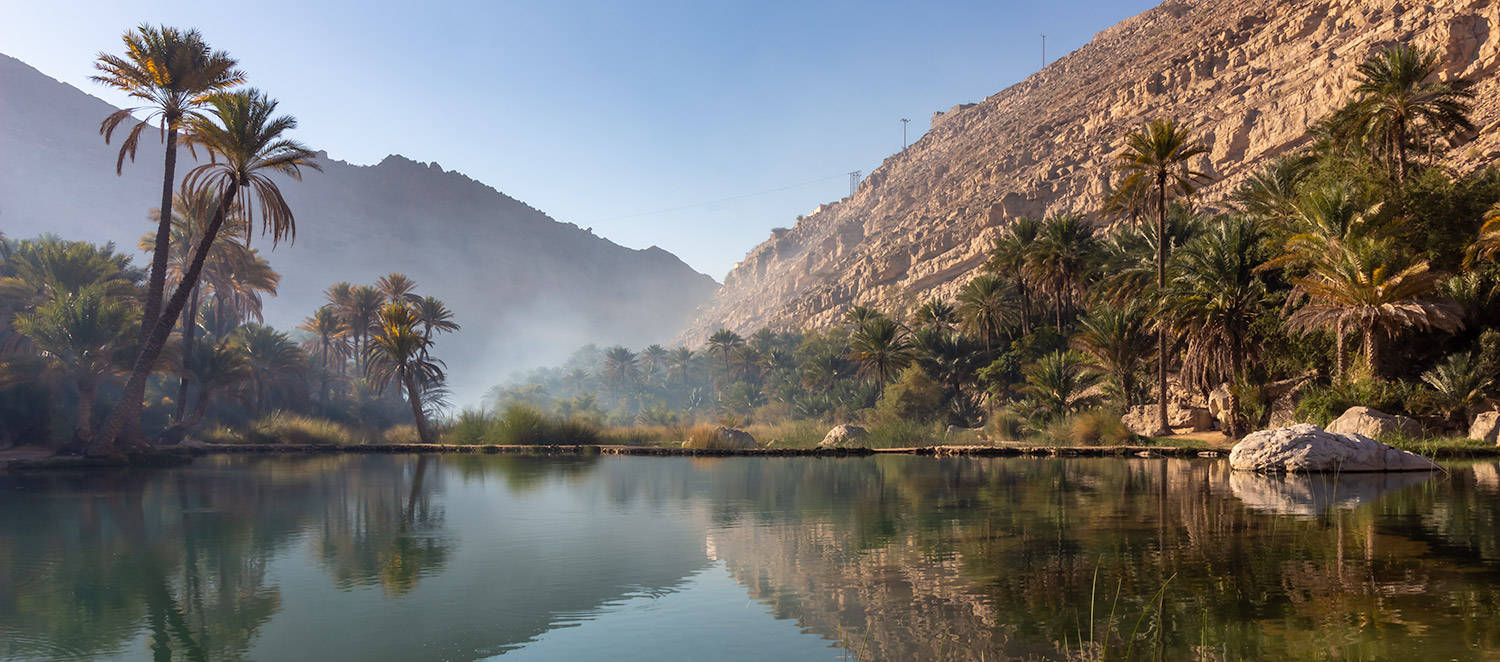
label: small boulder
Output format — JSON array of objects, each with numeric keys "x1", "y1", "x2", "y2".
[
  {"x1": 1325, "y1": 406, "x2": 1425, "y2": 440},
  {"x1": 682, "y1": 426, "x2": 758, "y2": 450},
  {"x1": 820, "y1": 424, "x2": 869, "y2": 448},
  {"x1": 1469, "y1": 411, "x2": 1500, "y2": 445},
  {"x1": 1207, "y1": 384, "x2": 1234, "y2": 429},
  {"x1": 1229, "y1": 423, "x2": 1438, "y2": 473}
]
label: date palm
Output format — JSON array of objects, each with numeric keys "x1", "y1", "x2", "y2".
[
  {"x1": 601, "y1": 346, "x2": 641, "y2": 395},
  {"x1": 988, "y1": 217, "x2": 1041, "y2": 334},
  {"x1": 13, "y1": 284, "x2": 138, "y2": 444},
  {"x1": 93, "y1": 89, "x2": 318, "y2": 455},
  {"x1": 1020, "y1": 351, "x2": 1103, "y2": 421},
  {"x1": 232, "y1": 324, "x2": 303, "y2": 417},
  {"x1": 956, "y1": 274, "x2": 1016, "y2": 353},
  {"x1": 1024, "y1": 213, "x2": 1098, "y2": 331},
  {"x1": 1071, "y1": 304, "x2": 1153, "y2": 408},
  {"x1": 640, "y1": 344, "x2": 669, "y2": 383},
  {"x1": 339, "y1": 286, "x2": 384, "y2": 373},
  {"x1": 93, "y1": 25, "x2": 243, "y2": 347},
  {"x1": 913, "y1": 299, "x2": 957, "y2": 332},
  {"x1": 1468, "y1": 202, "x2": 1500, "y2": 266},
  {"x1": 1420, "y1": 352, "x2": 1493, "y2": 427},
  {"x1": 1113, "y1": 119, "x2": 1214, "y2": 434},
  {"x1": 377, "y1": 273, "x2": 420, "y2": 304},
  {"x1": 366, "y1": 302, "x2": 445, "y2": 443},
  {"x1": 1164, "y1": 217, "x2": 1273, "y2": 435},
  {"x1": 848, "y1": 317, "x2": 914, "y2": 384},
  {"x1": 1231, "y1": 154, "x2": 1312, "y2": 222},
  {"x1": 412, "y1": 296, "x2": 459, "y2": 341},
  {"x1": 666, "y1": 347, "x2": 695, "y2": 387},
  {"x1": 1334, "y1": 44, "x2": 1474, "y2": 182},
  {"x1": 300, "y1": 305, "x2": 347, "y2": 405},
  {"x1": 165, "y1": 337, "x2": 251, "y2": 440},
  {"x1": 706, "y1": 328, "x2": 745, "y2": 375}
]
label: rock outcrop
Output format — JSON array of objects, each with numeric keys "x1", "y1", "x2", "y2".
[
  {"x1": 1470, "y1": 411, "x2": 1500, "y2": 444},
  {"x1": 819, "y1": 424, "x2": 869, "y2": 448},
  {"x1": 1122, "y1": 403, "x2": 1214, "y2": 436},
  {"x1": 1229, "y1": 423, "x2": 1439, "y2": 472},
  {"x1": 681, "y1": 0, "x2": 1500, "y2": 343},
  {"x1": 1325, "y1": 406, "x2": 1426, "y2": 440}
]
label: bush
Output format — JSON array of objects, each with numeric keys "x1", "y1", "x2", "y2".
[
  {"x1": 383, "y1": 424, "x2": 421, "y2": 444},
  {"x1": 1063, "y1": 409, "x2": 1136, "y2": 446},
  {"x1": 985, "y1": 410, "x2": 1029, "y2": 442},
  {"x1": 745, "y1": 419, "x2": 826, "y2": 448},
  {"x1": 441, "y1": 409, "x2": 491, "y2": 444},
  {"x1": 242, "y1": 412, "x2": 358, "y2": 445},
  {"x1": 197, "y1": 424, "x2": 240, "y2": 444},
  {"x1": 1295, "y1": 378, "x2": 1417, "y2": 425},
  {"x1": 872, "y1": 366, "x2": 946, "y2": 423},
  {"x1": 490, "y1": 405, "x2": 601, "y2": 445}
]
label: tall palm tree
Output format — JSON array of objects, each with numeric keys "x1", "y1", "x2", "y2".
[
  {"x1": 93, "y1": 25, "x2": 243, "y2": 348},
  {"x1": 299, "y1": 305, "x2": 346, "y2": 405},
  {"x1": 1334, "y1": 44, "x2": 1474, "y2": 182},
  {"x1": 339, "y1": 286, "x2": 384, "y2": 373},
  {"x1": 93, "y1": 89, "x2": 318, "y2": 455},
  {"x1": 233, "y1": 324, "x2": 303, "y2": 417},
  {"x1": 601, "y1": 346, "x2": 641, "y2": 397},
  {"x1": 13, "y1": 284, "x2": 138, "y2": 444},
  {"x1": 1113, "y1": 119, "x2": 1214, "y2": 434},
  {"x1": 1024, "y1": 213, "x2": 1098, "y2": 330},
  {"x1": 988, "y1": 217, "x2": 1041, "y2": 334},
  {"x1": 640, "y1": 344, "x2": 669, "y2": 383},
  {"x1": 1284, "y1": 236, "x2": 1462, "y2": 377},
  {"x1": 412, "y1": 296, "x2": 459, "y2": 341},
  {"x1": 1071, "y1": 304, "x2": 1153, "y2": 408},
  {"x1": 366, "y1": 302, "x2": 445, "y2": 443},
  {"x1": 845, "y1": 305, "x2": 884, "y2": 328},
  {"x1": 666, "y1": 347, "x2": 695, "y2": 387},
  {"x1": 1165, "y1": 217, "x2": 1273, "y2": 435},
  {"x1": 377, "y1": 273, "x2": 421, "y2": 304},
  {"x1": 168, "y1": 337, "x2": 251, "y2": 437},
  {"x1": 956, "y1": 274, "x2": 1016, "y2": 353},
  {"x1": 848, "y1": 317, "x2": 913, "y2": 384},
  {"x1": 706, "y1": 329, "x2": 745, "y2": 375}
]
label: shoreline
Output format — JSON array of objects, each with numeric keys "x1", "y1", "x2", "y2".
[{"x1": 4, "y1": 441, "x2": 1498, "y2": 472}]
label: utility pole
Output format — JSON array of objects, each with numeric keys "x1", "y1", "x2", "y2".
[
  {"x1": 1041, "y1": 34, "x2": 1047, "y2": 68},
  {"x1": 901, "y1": 118, "x2": 910, "y2": 150},
  {"x1": 848, "y1": 170, "x2": 861, "y2": 198}
]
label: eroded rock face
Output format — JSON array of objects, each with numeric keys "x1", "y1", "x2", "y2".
[
  {"x1": 819, "y1": 424, "x2": 869, "y2": 448},
  {"x1": 1122, "y1": 404, "x2": 1214, "y2": 435},
  {"x1": 1470, "y1": 411, "x2": 1500, "y2": 444},
  {"x1": 1325, "y1": 406, "x2": 1426, "y2": 440},
  {"x1": 1229, "y1": 423, "x2": 1438, "y2": 472},
  {"x1": 680, "y1": 0, "x2": 1500, "y2": 344}
]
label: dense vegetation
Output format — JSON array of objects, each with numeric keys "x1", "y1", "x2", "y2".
[
  {"x1": 491, "y1": 43, "x2": 1500, "y2": 445},
  {"x1": 0, "y1": 26, "x2": 459, "y2": 453}
]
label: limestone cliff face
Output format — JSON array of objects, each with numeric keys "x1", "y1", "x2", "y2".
[{"x1": 681, "y1": 0, "x2": 1500, "y2": 343}]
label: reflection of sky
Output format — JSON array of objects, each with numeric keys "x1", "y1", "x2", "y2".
[{"x1": 498, "y1": 563, "x2": 846, "y2": 661}]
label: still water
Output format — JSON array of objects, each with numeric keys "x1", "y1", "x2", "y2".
[{"x1": 2, "y1": 454, "x2": 1499, "y2": 661}]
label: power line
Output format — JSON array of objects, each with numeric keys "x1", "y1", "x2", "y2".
[{"x1": 581, "y1": 172, "x2": 849, "y2": 224}]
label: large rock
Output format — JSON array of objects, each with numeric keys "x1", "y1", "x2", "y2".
[
  {"x1": 682, "y1": 427, "x2": 758, "y2": 450},
  {"x1": 1121, "y1": 404, "x2": 1213, "y2": 436},
  {"x1": 1229, "y1": 424, "x2": 1438, "y2": 473},
  {"x1": 1470, "y1": 411, "x2": 1500, "y2": 444},
  {"x1": 819, "y1": 424, "x2": 869, "y2": 448},
  {"x1": 1207, "y1": 384, "x2": 1234, "y2": 429},
  {"x1": 1325, "y1": 407, "x2": 1426, "y2": 440}
]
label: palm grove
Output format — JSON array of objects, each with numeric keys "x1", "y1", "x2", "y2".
[
  {"x1": 493, "y1": 44, "x2": 1500, "y2": 445},
  {"x1": 0, "y1": 26, "x2": 459, "y2": 455}
]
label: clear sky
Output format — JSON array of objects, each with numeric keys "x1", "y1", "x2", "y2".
[{"x1": 0, "y1": 0, "x2": 1156, "y2": 279}]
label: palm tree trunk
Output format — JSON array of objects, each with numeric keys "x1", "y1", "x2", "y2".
[
  {"x1": 1364, "y1": 323, "x2": 1379, "y2": 377},
  {"x1": 173, "y1": 284, "x2": 202, "y2": 421},
  {"x1": 75, "y1": 376, "x2": 97, "y2": 443},
  {"x1": 1228, "y1": 334, "x2": 1245, "y2": 438},
  {"x1": 1155, "y1": 172, "x2": 1170, "y2": 436},
  {"x1": 404, "y1": 373, "x2": 433, "y2": 443},
  {"x1": 1019, "y1": 284, "x2": 1031, "y2": 335},
  {"x1": 1054, "y1": 291, "x2": 1064, "y2": 332},
  {"x1": 141, "y1": 124, "x2": 180, "y2": 345},
  {"x1": 1335, "y1": 327, "x2": 1347, "y2": 380},
  {"x1": 90, "y1": 180, "x2": 240, "y2": 457},
  {"x1": 1395, "y1": 116, "x2": 1408, "y2": 183}
]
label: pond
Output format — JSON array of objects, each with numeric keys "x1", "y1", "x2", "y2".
[{"x1": 2, "y1": 454, "x2": 1499, "y2": 661}]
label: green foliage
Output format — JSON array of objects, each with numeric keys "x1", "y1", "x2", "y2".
[
  {"x1": 1037, "y1": 409, "x2": 1136, "y2": 447},
  {"x1": 872, "y1": 366, "x2": 946, "y2": 423},
  {"x1": 1295, "y1": 378, "x2": 1418, "y2": 425},
  {"x1": 441, "y1": 405, "x2": 601, "y2": 446},
  {"x1": 242, "y1": 412, "x2": 359, "y2": 445},
  {"x1": 863, "y1": 419, "x2": 941, "y2": 449}
]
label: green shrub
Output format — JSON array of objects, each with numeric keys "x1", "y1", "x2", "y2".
[
  {"x1": 197, "y1": 424, "x2": 241, "y2": 444},
  {"x1": 243, "y1": 412, "x2": 358, "y2": 445},
  {"x1": 872, "y1": 366, "x2": 946, "y2": 423},
  {"x1": 491, "y1": 405, "x2": 601, "y2": 445},
  {"x1": 745, "y1": 419, "x2": 825, "y2": 448},
  {"x1": 864, "y1": 419, "x2": 940, "y2": 448},
  {"x1": 1295, "y1": 378, "x2": 1416, "y2": 425},
  {"x1": 1063, "y1": 409, "x2": 1136, "y2": 446},
  {"x1": 441, "y1": 409, "x2": 491, "y2": 444}
]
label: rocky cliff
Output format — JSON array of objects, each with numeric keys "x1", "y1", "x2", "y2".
[
  {"x1": 0, "y1": 53, "x2": 719, "y2": 400},
  {"x1": 681, "y1": 0, "x2": 1500, "y2": 343}
]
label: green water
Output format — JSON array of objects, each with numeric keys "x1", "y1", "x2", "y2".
[{"x1": 2, "y1": 455, "x2": 1499, "y2": 661}]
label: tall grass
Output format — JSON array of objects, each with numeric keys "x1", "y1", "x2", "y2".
[
  {"x1": 240, "y1": 412, "x2": 360, "y2": 445},
  {"x1": 438, "y1": 405, "x2": 601, "y2": 445}
]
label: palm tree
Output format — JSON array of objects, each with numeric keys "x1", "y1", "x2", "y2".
[
  {"x1": 412, "y1": 296, "x2": 459, "y2": 341},
  {"x1": 339, "y1": 286, "x2": 384, "y2": 373},
  {"x1": 299, "y1": 305, "x2": 346, "y2": 405},
  {"x1": 1024, "y1": 213, "x2": 1098, "y2": 330},
  {"x1": 847, "y1": 317, "x2": 914, "y2": 384},
  {"x1": 93, "y1": 25, "x2": 243, "y2": 348},
  {"x1": 12, "y1": 284, "x2": 137, "y2": 444},
  {"x1": 1284, "y1": 236, "x2": 1462, "y2": 377},
  {"x1": 377, "y1": 273, "x2": 421, "y2": 304},
  {"x1": 640, "y1": 344, "x2": 669, "y2": 383},
  {"x1": 1095, "y1": 206, "x2": 1204, "y2": 306},
  {"x1": 232, "y1": 324, "x2": 303, "y2": 417},
  {"x1": 845, "y1": 305, "x2": 884, "y2": 328},
  {"x1": 913, "y1": 299, "x2": 957, "y2": 332},
  {"x1": 93, "y1": 89, "x2": 318, "y2": 455},
  {"x1": 1113, "y1": 119, "x2": 1214, "y2": 434},
  {"x1": 1421, "y1": 352, "x2": 1494, "y2": 427},
  {"x1": 988, "y1": 217, "x2": 1041, "y2": 334},
  {"x1": 1071, "y1": 304, "x2": 1153, "y2": 408},
  {"x1": 1231, "y1": 154, "x2": 1313, "y2": 222},
  {"x1": 366, "y1": 302, "x2": 445, "y2": 443},
  {"x1": 706, "y1": 329, "x2": 745, "y2": 375},
  {"x1": 1164, "y1": 217, "x2": 1273, "y2": 435},
  {"x1": 601, "y1": 346, "x2": 641, "y2": 398},
  {"x1": 164, "y1": 337, "x2": 251, "y2": 441},
  {"x1": 1020, "y1": 351, "x2": 1103, "y2": 421},
  {"x1": 1333, "y1": 44, "x2": 1474, "y2": 182},
  {"x1": 666, "y1": 347, "x2": 695, "y2": 387},
  {"x1": 956, "y1": 274, "x2": 1016, "y2": 353},
  {"x1": 1468, "y1": 201, "x2": 1500, "y2": 266}
]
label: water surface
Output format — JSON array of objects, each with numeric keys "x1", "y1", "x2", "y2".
[{"x1": 3, "y1": 454, "x2": 1499, "y2": 660}]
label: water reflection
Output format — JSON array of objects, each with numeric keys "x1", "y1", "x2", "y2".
[{"x1": 2, "y1": 456, "x2": 1499, "y2": 660}]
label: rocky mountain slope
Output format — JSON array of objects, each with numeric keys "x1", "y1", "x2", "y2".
[
  {"x1": 681, "y1": 0, "x2": 1500, "y2": 343},
  {"x1": 0, "y1": 53, "x2": 718, "y2": 400}
]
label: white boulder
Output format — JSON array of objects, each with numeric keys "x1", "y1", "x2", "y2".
[
  {"x1": 819, "y1": 424, "x2": 869, "y2": 448},
  {"x1": 1325, "y1": 406, "x2": 1425, "y2": 440},
  {"x1": 1229, "y1": 423, "x2": 1438, "y2": 473}
]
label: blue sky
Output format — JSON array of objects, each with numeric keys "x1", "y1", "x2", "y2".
[{"x1": 0, "y1": 0, "x2": 1156, "y2": 279}]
